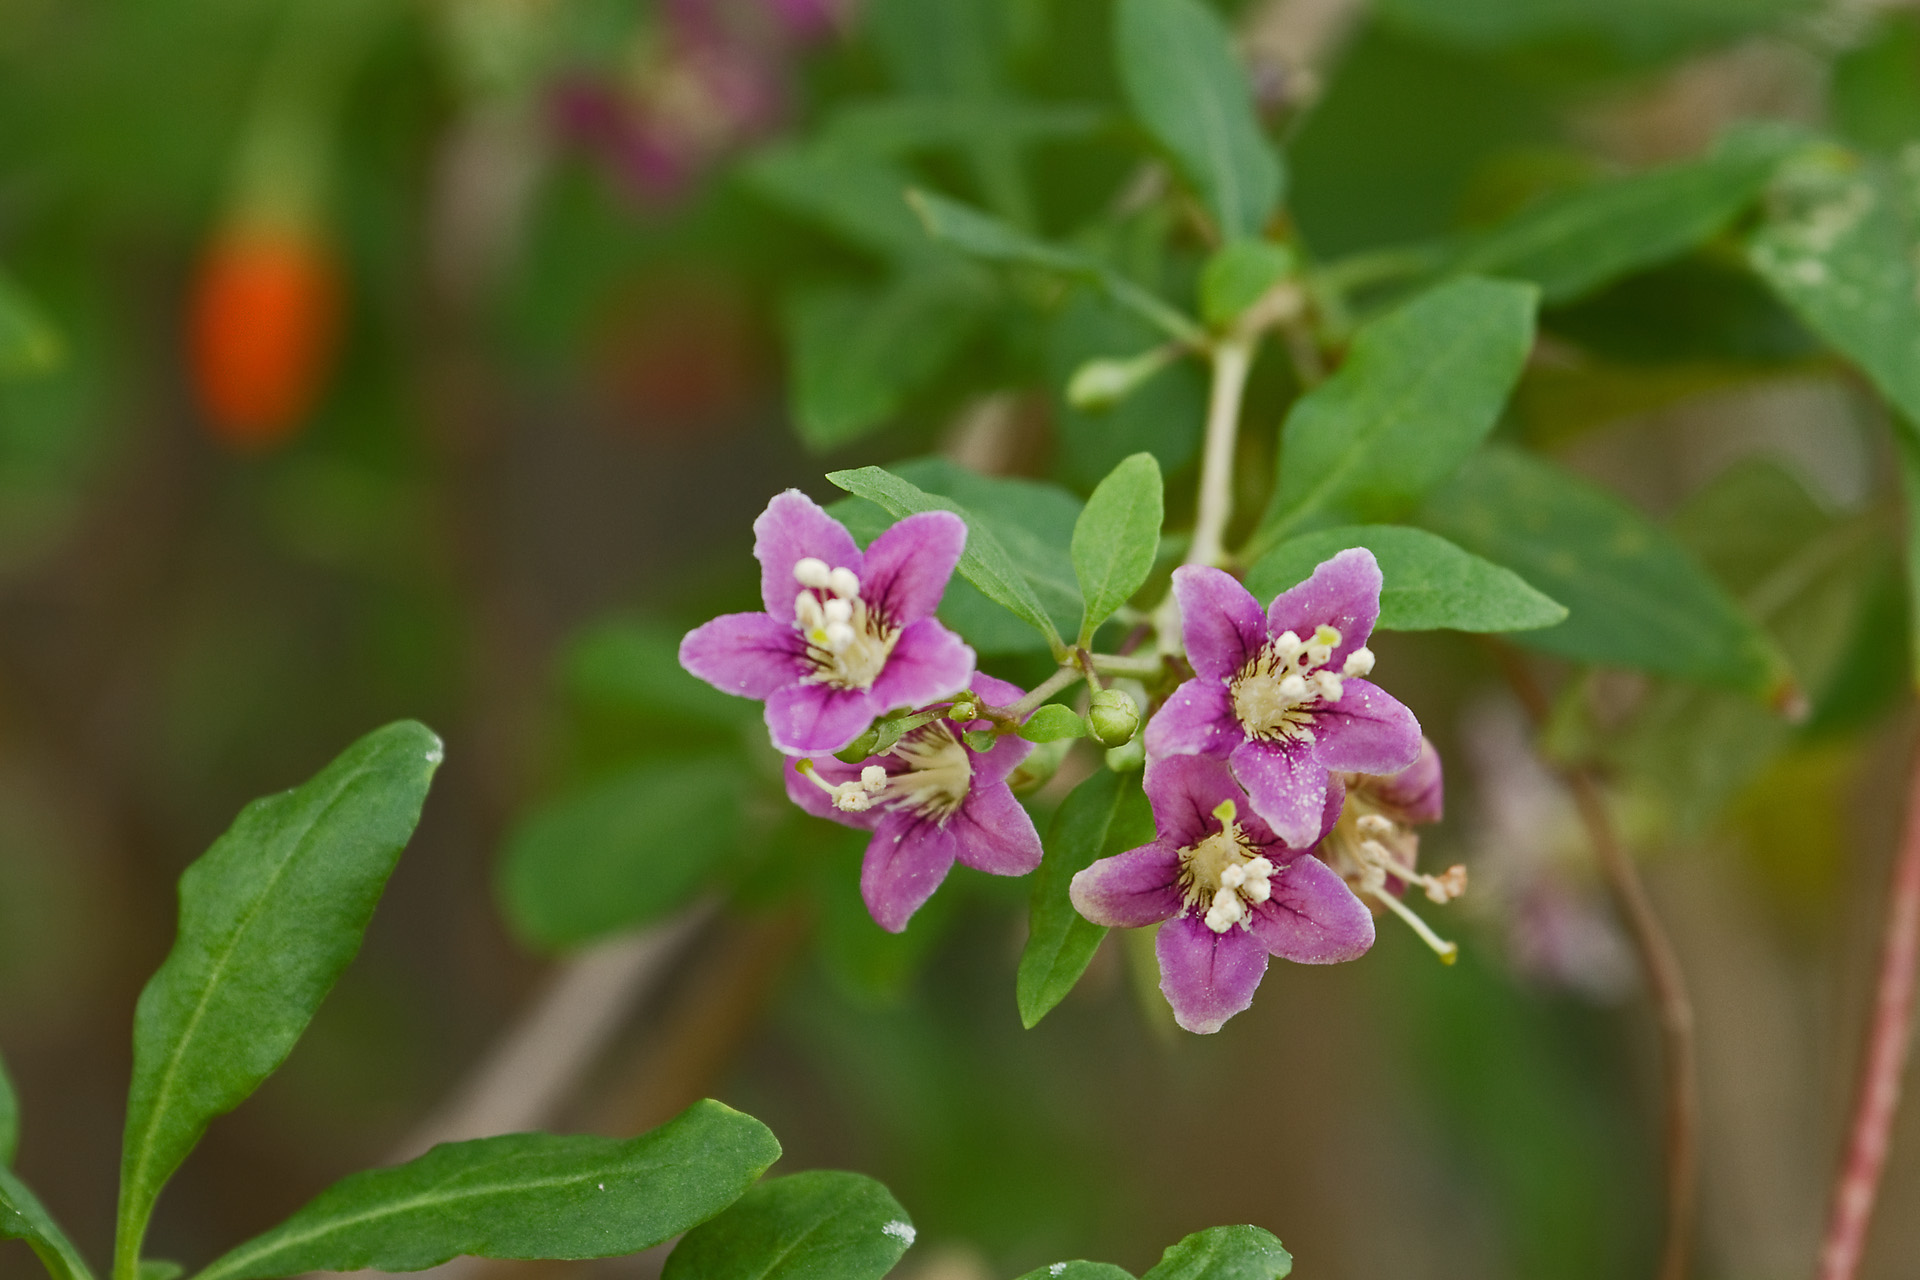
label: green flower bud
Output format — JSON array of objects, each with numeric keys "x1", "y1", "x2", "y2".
[
  {"x1": 1087, "y1": 688, "x2": 1141, "y2": 748},
  {"x1": 1066, "y1": 346, "x2": 1178, "y2": 411}
]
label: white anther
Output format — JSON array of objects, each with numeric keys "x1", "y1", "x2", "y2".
[
  {"x1": 794, "y1": 557, "x2": 831, "y2": 589},
  {"x1": 860, "y1": 765, "x2": 888, "y2": 793},
  {"x1": 1275, "y1": 630, "x2": 1302, "y2": 658},
  {"x1": 833, "y1": 786, "x2": 873, "y2": 812},
  {"x1": 823, "y1": 597, "x2": 852, "y2": 625},
  {"x1": 1305, "y1": 644, "x2": 1332, "y2": 668},
  {"x1": 795, "y1": 592, "x2": 825, "y2": 629},
  {"x1": 827, "y1": 567, "x2": 860, "y2": 599},
  {"x1": 1205, "y1": 888, "x2": 1246, "y2": 933},
  {"x1": 1246, "y1": 855, "x2": 1274, "y2": 878},
  {"x1": 1219, "y1": 863, "x2": 1248, "y2": 889},
  {"x1": 1343, "y1": 647, "x2": 1375, "y2": 678},
  {"x1": 825, "y1": 622, "x2": 855, "y2": 650},
  {"x1": 1357, "y1": 813, "x2": 1394, "y2": 836},
  {"x1": 1244, "y1": 877, "x2": 1272, "y2": 904},
  {"x1": 1278, "y1": 674, "x2": 1307, "y2": 700},
  {"x1": 1315, "y1": 674, "x2": 1345, "y2": 703}
]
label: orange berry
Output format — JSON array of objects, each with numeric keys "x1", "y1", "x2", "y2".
[{"x1": 188, "y1": 228, "x2": 340, "y2": 449}]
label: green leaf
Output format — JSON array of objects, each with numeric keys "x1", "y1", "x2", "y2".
[
  {"x1": 1750, "y1": 150, "x2": 1920, "y2": 428},
  {"x1": 2, "y1": 1164, "x2": 94, "y2": 1280},
  {"x1": 1449, "y1": 126, "x2": 1804, "y2": 304},
  {"x1": 741, "y1": 144, "x2": 932, "y2": 260},
  {"x1": 192, "y1": 1100, "x2": 779, "y2": 1280},
  {"x1": 1244, "y1": 524, "x2": 1566, "y2": 633},
  {"x1": 0, "y1": 271, "x2": 61, "y2": 380},
  {"x1": 827, "y1": 465, "x2": 1065, "y2": 650},
  {"x1": 1899, "y1": 429, "x2": 1920, "y2": 690},
  {"x1": 783, "y1": 266, "x2": 990, "y2": 450},
  {"x1": 1048, "y1": 287, "x2": 1206, "y2": 491},
  {"x1": 137, "y1": 1263, "x2": 182, "y2": 1280},
  {"x1": 1017, "y1": 769, "x2": 1155, "y2": 1029},
  {"x1": 1832, "y1": 14, "x2": 1920, "y2": 154},
  {"x1": 1419, "y1": 447, "x2": 1796, "y2": 701},
  {"x1": 0, "y1": 1051, "x2": 16, "y2": 1167},
  {"x1": 561, "y1": 618, "x2": 756, "y2": 729},
  {"x1": 1253, "y1": 277, "x2": 1537, "y2": 554},
  {"x1": 1140, "y1": 1226, "x2": 1292, "y2": 1280},
  {"x1": 499, "y1": 757, "x2": 746, "y2": 951},
  {"x1": 1019, "y1": 705, "x2": 1087, "y2": 743},
  {"x1": 1199, "y1": 241, "x2": 1293, "y2": 328},
  {"x1": 818, "y1": 96, "x2": 1108, "y2": 159},
  {"x1": 1015, "y1": 1264, "x2": 1135, "y2": 1280},
  {"x1": 117, "y1": 722, "x2": 443, "y2": 1277},
  {"x1": 1114, "y1": 0, "x2": 1283, "y2": 242},
  {"x1": 663, "y1": 1170, "x2": 914, "y2": 1280},
  {"x1": 907, "y1": 189, "x2": 1204, "y2": 343},
  {"x1": 1073, "y1": 452, "x2": 1164, "y2": 640}
]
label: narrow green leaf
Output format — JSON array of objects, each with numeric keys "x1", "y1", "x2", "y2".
[
  {"x1": 1073, "y1": 452, "x2": 1164, "y2": 640},
  {"x1": 499, "y1": 757, "x2": 745, "y2": 951},
  {"x1": 0, "y1": 1052, "x2": 16, "y2": 1167},
  {"x1": 0, "y1": 272, "x2": 61, "y2": 380},
  {"x1": 192, "y1": 1100, "x2": 779, "y2": 1280},
  {"x1": 1750, "y1": 150, "x2": 1920, "y2": 428},
  {"x1": 1015, "y1": 1264, "x2": 1135, "y2": 1280},
  {"x1": 1114, "y1": 0, "x2": 1283, "y2": 242},
  {"x1": 1253, "y1": 277, "x2": 1537, "y2": 554},
  {"x1": 1140, "y1": 1226, "x2": 1292, "y2": 1280},
  {"x1": 1244, "y1": 524, "x2": 1566, "y2": 633},
  {"x1": 827, "y1": 466, "x2": 1064, "y2": 649},
  {"x1": 741, "y1": 144, "x2": 932, "y2": 260},
  {"x1": 1199, "y1": 241, "x2": 1293, "y2": 329},
  {"x1": 137, "y1": 1263, "x2": 182, "y2": 1280},
  {"x1": 818, "y1": 96, "x2": 1108, "y2": 158},
  {"x1": 116, "y1": 723, "x2": 443, "y2": 1277},
  {"x1": 1449, "y1": 125, "x2": 1804, "y2": 304},
  {"x1": 3, "y1": 1165, "x2": 95, "y2": 1280},
  {"x1": 664, "y1": 1170, "x2": 913, "y2": 1280},
  {"x1": 907, "y1": 190, "x2": 1204, "y2": 343},
  {"x1": 1019, "y1": 705, "x2": 1087, "y2": 743},
  {"x1": 783, "y1": 266, "x2": 990, "y2": 450},
  {"x1": 1017, "y1": 769, "x2": 1155, "y2": 1029},
  {"x1": 1420, "y1": 447, "x2": 1796, "y2": 702}
]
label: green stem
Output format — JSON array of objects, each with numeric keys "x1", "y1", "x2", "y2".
[
  {"x1": 995, "y1": 665, "x2": 1084, "y2": 723},
  {"x1": 1089, "y1": 652, "x2": 1165, "y2": 679},
  {"x1": 1186, "y1": 335, "x2": 1254, "y2": 569}
]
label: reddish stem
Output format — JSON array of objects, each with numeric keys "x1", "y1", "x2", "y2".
[{"x1": 1817, "y1": 743, "x2": 1920, "y2": 1280}]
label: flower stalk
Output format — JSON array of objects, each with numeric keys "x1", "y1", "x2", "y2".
[
  {"x1": 1186, "y1": 333, "x2": 1255, "y2": 570},
  {"x1": 1816, "y1": 738, "x2": 1920, "y2": 1280}
]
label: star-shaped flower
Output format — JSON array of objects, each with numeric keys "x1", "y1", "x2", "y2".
[
  {"x1": 680, "y1": 490, "x2": 976, "y2": 755},
  {"x1": 1145, "y1": 548, "x2": 1422, "y2": 846},
  {"x1": 1070, "y1": 754, "x2": 1374, "y2": 1034},
  {"x1": 784, "y1": 674, "x2": 1043, "y2": 932}
]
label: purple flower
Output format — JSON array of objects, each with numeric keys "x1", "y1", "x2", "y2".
[
  {"x1": 681, "y1": 490, "x2": 977, "y2": 755},
  {"x1": 1145, "y1": 548, "x2": 1423, "y2": 847},
  {"x1": 785, "y1": 674, "x2": 1043, "y2": 932},
  {"x1": 1318, "y1": 739, "x2": 1466, "y2": 962},
  {"x1": 1070, "y1": 754, "x2": 1374, "y2": 1034}
]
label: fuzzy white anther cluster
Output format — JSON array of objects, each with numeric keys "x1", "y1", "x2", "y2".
[
  {"x1": 1205, "y1": 855, "x2": 1275, "y2": 932},
  {"x1": 793, "y1": 559, "x2": 866, "y2": 653},
  {"x1": 832, "y1": 764, "x2": 891, "y2": 812}
]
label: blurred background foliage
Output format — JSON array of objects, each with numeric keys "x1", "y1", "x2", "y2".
[{"x1": 2, "y1": 0, "x2": 1920, "y2": 1277}]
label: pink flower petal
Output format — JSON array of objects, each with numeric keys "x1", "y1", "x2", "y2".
[
  {"x1": 1228, "y1": 737, "x2": 1334, "y2": 848},
  {"x1": 1155, "y1": 914, "x2": 1269, "y2": 1034},
  {"x1": 1143, "y1": 677, "x2": 1243, "y2": 760},
  {"x1": 1173, "y1": 566, "x2": 1268, "y2": 682},
  {"x1": 867, "y1": 616, "x2": 976, "y2": 713},
  {"x1": 1247, "y1": 855, "x2": 1375, "y2": 963},
  {"x1": 753, "y1": 489, "x2": 861, "y2": 617},
  {"x1": 950, "y1": 781, "x2": 1042, "y2": 876},
  {"x1": 679, "y1": 612, "x2": 807, "y2": 699},
  {"x1": 1308, "y1": 680, "x2": 1423, "y2": 777},
  {"x1": 1363, "y1": 736, "x2": 1443, "y2": 824},
  {"x1": 1265, "y1": 547, "x2": 1381, "y2": 672},
  {"x1": 1070, "y1": 841, "x2": 1183, "y2": 928},
  {"x1": 765, "y1": 681, "x2": 879, "y2": 756},
  {"x1": 860, "y1": 510, "x2": 966, "y2": 626},
  {"x1": 861, "y1": 811, "x2": 958, "y2": 933},
  {"x1": 1142, "y1": 753, "x2": 1244, "y2": 848}
]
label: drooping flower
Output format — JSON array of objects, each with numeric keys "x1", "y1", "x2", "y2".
[
  {"x1": 681, "y1": 491, "x2": 977, "y2": 755},
  {"x1": 785, "y1": 674, "x2": 1042, "y2": 932},
  {"x1": 1146, "y1": 549, "x2": 1422, "y2": 847},
  {"x1": 1318, "y1": 738, "x2": 1467, "y2": 962},
  {"x1": 1070, "y1": 754, "x2": 1374, "y2": 1034}
]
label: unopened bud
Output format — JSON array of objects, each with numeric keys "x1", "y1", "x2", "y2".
[
  {"x1": 1066, "y1": 346, "x2": 1176, "y2": 411},
  {"x1": 1087, "y1": 688, "x2": 1141, "y2": 748}
]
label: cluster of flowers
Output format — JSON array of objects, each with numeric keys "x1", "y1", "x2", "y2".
[{"x1": 682, "y1": 491, "x2": 1464, "y2": 1033}]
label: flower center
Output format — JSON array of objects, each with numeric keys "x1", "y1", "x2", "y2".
[
  {"x1": 799, "y1": 722, "x2": 974, "y2": 823},
  {"x1": 791, "y1": 556, "x2": 898, "y2": 690},
  {"x1": 1320, "y1": 794, "x2": 1465, "y2": 962},
  {"x1": 1229, "y1": 624, "x2": 1373, "y2": 744},
  {"x1": 1177, "y1": 799, "x2": 1277, "y2": 933}
]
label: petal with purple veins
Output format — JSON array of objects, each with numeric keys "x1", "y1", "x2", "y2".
[
  {"x1": 1265, "y1": 547, "x2": 1381, "y2": 671},
  {"x1": 859, "y1": 510, "x2": 967, "y2": 625},
  {"x1": 1143, "y1": 678, "x2": 1243, "y2": 760},
  {"x1": 1247, "y1": 854, "x2": 1376, "y2": 963},
  {"x1": 1172, "y1": 566, "x2": 1269, "y2": 681},
  {"x1": 861, "y1": 811, "x2": 958, "y2": 933},
  {"x1": 949, "y1": 781, "x2": 1043, "y2": 876},
  {"x1": 765, "y1": 681, "x2": 880, "y2": 756},
  {"x1": 1228, "y1": 737, "x2": 1334, "y2": 848},
  {"x1": 679, "y1": 612, "x2": 809, "y2": 699},
  {"x1": 1070, "y1": 841, "x2": 1182, "y2": 928},
  {"x1": 1307, "y1": 680, "x2": 1423, "y2": 777},
  {"x1": 868, "y1": 617, "x2": 976, "y2": 713},
  {"x1": 1155, "y1": 914, "x2": 1269, "y2": 1034},
  {"x1": 1143, "y1": 753, "x2": 1244, "y2": 848},
  {"x1": 753, "y1": 489, "x2": 862, "y2": 616}
]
